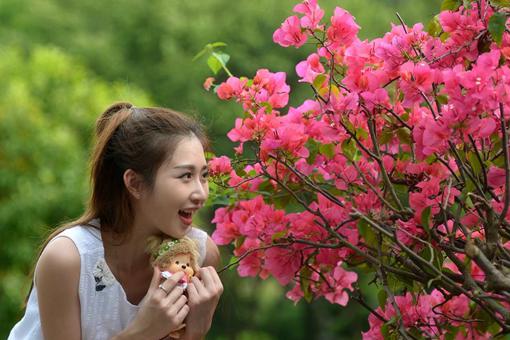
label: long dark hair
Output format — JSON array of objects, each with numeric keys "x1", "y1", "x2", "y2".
[{"x1": 26, "y1": 102, "x2": 208, "y2": 302}]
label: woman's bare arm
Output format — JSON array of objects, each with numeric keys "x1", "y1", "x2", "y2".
[
  {"x1": 35, "y1": 237, "x2": 81, "y2": 340},
  {"x1": 202, "y1": 236, "x2": 221, "y2": 269}
]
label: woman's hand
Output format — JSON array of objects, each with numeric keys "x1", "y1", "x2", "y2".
[
  {"x1": 181, "y1": 266, "x2": 223, "y2": 340},
  {"x1": 114, "y1": 267, "x2": 189, "y2": 340}
]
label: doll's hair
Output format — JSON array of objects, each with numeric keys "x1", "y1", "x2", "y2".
[{"x1": 146, "y1": 235, "x2": 200, "y2": 274}]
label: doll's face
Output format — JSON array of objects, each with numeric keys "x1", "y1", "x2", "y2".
[{"x1": 166, "y1": 253, "x2": 194, "y2": 279}]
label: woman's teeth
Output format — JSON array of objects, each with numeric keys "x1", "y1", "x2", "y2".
[{"x1": 179, "y1": 210, "x2": 192, "y2": 217}]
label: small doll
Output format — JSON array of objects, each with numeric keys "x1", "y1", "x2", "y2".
[{"x1": 146, "y1": 236, "x2": 200, "y2": 339}]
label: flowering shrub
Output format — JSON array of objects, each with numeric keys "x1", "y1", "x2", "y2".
[{"x1": 204, "y1": 0, "x2": 510, "y2": 338}]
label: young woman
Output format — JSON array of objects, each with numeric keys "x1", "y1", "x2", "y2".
[{"x1": 9, "y1": 102, "x2": 223, "y2": 340}]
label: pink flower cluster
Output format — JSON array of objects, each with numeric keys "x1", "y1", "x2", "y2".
[
  {"x1": 273, "y1": 0, "x2": 324, "y2": 47},
  {"x1": 209, "y1": 0, "x2": 510, "y2": 337},
  {"x1": 216, "y1": 69, "x2": 290, "y2": 111},
  {"x1": 212, "y1": 194, "x2": 359, "y2": 304},
  {"x1": 363, "y1": 291, "x2": 491, "y2": 339}
]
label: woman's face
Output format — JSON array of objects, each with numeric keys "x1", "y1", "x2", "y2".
[{"x1": 138, "y1": 135, "x2": 209, "y2": 239}]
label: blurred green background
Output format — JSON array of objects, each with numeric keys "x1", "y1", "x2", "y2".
[{"x1": 0, "y1": 0, "x2": 441, "y2": 338}]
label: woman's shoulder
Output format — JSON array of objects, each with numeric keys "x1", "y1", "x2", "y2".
[
  {"x1": 35, "y1": 236, "x2": 81, "y2": 300},
  {"x1": 187, "y1": 226, "x2": 208, "y2": 239},
  {"x1": 187, "y1": 227, "x2": 220, "y2": 269},
  {"x1": 49, "y1": 223, "x2": 102, "y2": 255},
  {"x1": 34, "y1": 236, "x2": 81, "y2": 339},
  {"x1": 36, "y1": 236, "x2": 81, "y2": 278}
]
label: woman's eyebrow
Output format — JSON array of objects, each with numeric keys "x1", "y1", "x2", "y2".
[{"x1": 173, "y1": 164, "x2": 208, "y2": 170}]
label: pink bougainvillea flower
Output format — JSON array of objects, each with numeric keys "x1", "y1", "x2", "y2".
[
  {"x1": 203, "y1": 77, "x2": 214, "y2": 91},
  {"x1": 227, "y1": 118, "x2": 254, "y2": 143},
  {"x1": 264, "y1": 246, "x2": 302, "y2": 285},
  {"x1": 208, "y1": 156, "x2": 232, "y2": 175},
  {"x1": 286, "y1": 282, "x2": 304, "y2": 304},
  {"x1": 324, "y1": 262, "x2": 357, "y2": 306},
  {"x1": 216, "y1": 76, "x2": 246, "y2": 100},
  {"x1": 211, "y1": 207, "x2": 239, "y2": 245},
  {"x1": 273, "y1": 15, "x2": 308, "y2": 48},
  {"x1": 234, "y1": 237, "x2": 268, "y2": 278},
  {"x1": 293, "y1": 0, "x2": 324, "y2": 30},
  {"x1": 327, "y1": 7, "x2": 360, "y2": 48},
  {"x1": 488, "y1": 166, "x2": 506, "y2": 188},
  {"x1": 296, "y1": 53, "x2": 325, "y2": 84}
]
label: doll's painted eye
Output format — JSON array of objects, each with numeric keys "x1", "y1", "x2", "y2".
[
  {"x1": 175, "y1": 261, "x2": 180, "y2": 264},
  {"x1": 186, "y1": 263, "x2": 190, "y2": 267}
]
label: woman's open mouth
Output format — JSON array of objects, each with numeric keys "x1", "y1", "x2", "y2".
[{"x1": 178, "y1": 210, "x2": 194, "y2": 225}]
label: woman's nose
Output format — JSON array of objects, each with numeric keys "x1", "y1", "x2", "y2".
[{"x1": 190, "y1": 181, "x2": 208, "y2": 203}]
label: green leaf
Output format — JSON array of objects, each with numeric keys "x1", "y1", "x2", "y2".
[
  {"x1": 489, "y1": 12, "x2": 507, "y2": 45},
  {"x1": 193, "y1": 42, "x2": 227, "y2": 62},
  {"x1": 192, "y1": 47, "x2": 208, "y2": 62},
  {"x1": 441, "y1": 0, "x2": 462, "y2": 10},
  {"x1": 206, "y1": 52, "x2": 230, "y2": 74},
  {"x1": 381, "y1": 323, "x2": 390, "y2": 339},
  {"x1": 273, "y1": 192, "x2": 293, "y2": 210},
  {"x1": 356, "y1": 127, "x2": 368, "y2": 140},
  {"x1": 440, "y1": 32, "x2": 450, "y2": 42},
  {"x1": 491, "y1": 0, "x2": 510, "y2": 7},
  {"x1": 377, "y1": 289, "x2": 388, "y2": 310},
  {"x1": 421, "y1": 206, "x2": 432, "y2": 235},
  {"x1": 379, "y1": 129, "x2": 393, "y2": 145},
  {"x1": 271, "y1": 230, "x2": 287, "y2": 241},
  {"x1": 357, "y1": 219, "x2": 378, "y2": 248},
  {"x1": 212, "y1": 52, "x2": 230, "y2": 67},
  {"x1": 341, "y1": 138, "x2": 356, "y2": 160},
  {"x1": 421, "y1": 245, "x2": 443, "y2": 271},
  {"x1": 394, "y1": 184, "x2": 410, "y2": 208},
  {"x1": 436, "y1": 94, "x2": 448, "y2": 104},
  {"x1": 204, "y1": 151, "x2": 216, "y2": 160},
  {"x1": 210, "y1": 42, "x2": 228, "y2": 48},
  {"x1": 467, "y1": 152, "x2": 483, "y2": 178},
  {"x1": 427, "y1": 15, "x2": 442, "y2": 37},
  {"x1": 227, "y1": 255, "x2": 239, "y2": 270},
  {"x1": 319, "y1": 143, "x2": 335, "y2": 159},
  {"x1": 207, "y1": 55, "x2": 222, "y2": 74},
  {"x1": 235, "y1": 236, "x2": 246, "y2": 249},
  {"x1": 396, "y1": 128, "x2": 412, "y2": 145},
  {"x1": 300, "y1": 266, "x2": 313, "y2": 303},
  {"x1": 313, "y1": 74, "x2": 327, "y2": 89}
]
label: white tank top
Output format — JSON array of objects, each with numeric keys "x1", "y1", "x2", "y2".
[{"x1": 8, "y1": 222, "x2": 208, "y2": 340}]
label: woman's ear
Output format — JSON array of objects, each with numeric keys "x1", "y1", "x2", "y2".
[{"x1": 123, "y1": 169, "x2": 145, "y2": 199}]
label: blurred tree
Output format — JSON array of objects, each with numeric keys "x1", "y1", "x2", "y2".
[
  {"x1": 0, "y1": 0, "x2": 441, "y2": 155},
  {"x1": 0, "y1": 45, "x2": 151, "y2": 336}
]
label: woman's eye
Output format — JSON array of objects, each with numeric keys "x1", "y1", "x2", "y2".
[
  {"x1": 179, "y1": 172, "x2": 192, "y2": 179},
  {"x1": 202, "y1": 171, "x2": 209, "y2": 179}
]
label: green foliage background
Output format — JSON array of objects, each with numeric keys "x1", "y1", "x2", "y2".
[{"x1": 0, "y1": 0, "x2": 440, "y2": 338}]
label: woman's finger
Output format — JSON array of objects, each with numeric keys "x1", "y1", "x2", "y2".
[
  {"x1": 209, "y1": 268, "x2": 223, "y2": 291},
  {"x1": 187, "y1": 281, "x2": 199, "y2": 300},
  {"x1": 168, "y1": 294, "x2": 187, "y2": 314},
  {"x1": 147, "y1": 266, "x2": 162, "y2": 295},
  {"x1": 190, "y1": 276, "x2": 207, "y2": 295},
  {"x1": 161, "y1": 271, "x2": 185, "y2": 291},
  {"x1": 174, "y1": 305, "x2": 190, "y2": 325},
  {"x1": 155, "y1": 271, "x2": 185, "y2": 299},
  {"x1": 199, "y1": 267, "x2": 215, "y2": 288},
  {"x1": 163, "y1": 286, "x2": 186, "y2": 305}
]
